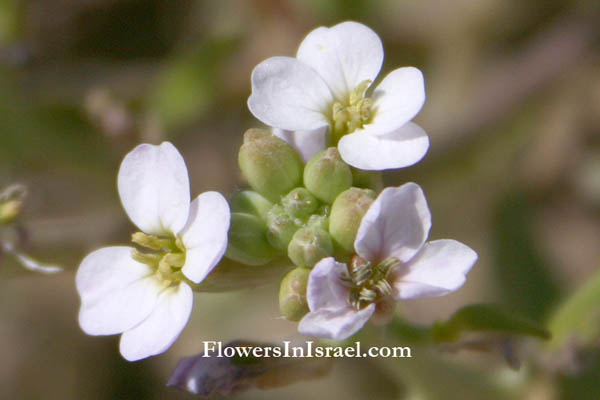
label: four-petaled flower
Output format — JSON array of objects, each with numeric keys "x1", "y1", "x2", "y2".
[
  {"x1": 76, "y1": 142, "x2": 230, "y2": 361},
  {"x1": 248, "y1": 21, "x2": 429, "y2": 170},
  {"x1": 299, "y1": 183, "x2": 477, "y2": 340}
]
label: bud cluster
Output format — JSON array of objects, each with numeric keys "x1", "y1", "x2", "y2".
[{"x1": 227, "y1": 129, "x2": 382, "y2": 320}]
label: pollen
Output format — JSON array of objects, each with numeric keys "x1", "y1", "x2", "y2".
[
  {"x1": 131, "y1": 231, "x2": 186, "y2": 284},
  {"x1": 341, "y1": 254, "x2": 400, "y2": 310},
  {"x1": 331, "y1": 80, "x2": 374, "y2": 143}
]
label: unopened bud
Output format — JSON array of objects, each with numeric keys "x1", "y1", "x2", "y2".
[
  {"x1": 226, "y1": 212, "x2": 275, "y2": 266},
  {"x1": 303, "y1": 148, "x2": 352, "y2": 204},
  {"x1": 265, "y1": 205, "x2": 302, "y2": 250},
  {"x1": 281, "y1": 188, "x2": 319, "y2": 219},
  {"x1": 229, "y1": 190, "x2": 273, "y2": 219},
  {"x1": 329, "y1": 187, "x2": 376, "y2": 253},
  {"x1": 279, "y1": 267, "x2": 310, "y2": 321},
  {"x1": 0, "y1": 200, "x2": 22, "y2": 224},
  {"x1": 306, "y1": 213, "x2": 328, "y2": 231},
  {"x1": 0, "y1": 184, "x2": 26, "y2": 225},
  {"x1": 238, "y1": 128, "x2": 303, "y2": 202},
  {"x1": 287, "y1": 226, "x2": 333, "y2": 268}
]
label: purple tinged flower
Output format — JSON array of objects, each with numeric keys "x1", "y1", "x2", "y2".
[{"x1": 299, "y1": 183, "x2": 477, "y2": 340}]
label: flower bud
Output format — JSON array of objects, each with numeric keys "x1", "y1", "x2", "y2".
[
  {"x1": 0, "y1": 200, "x2": 22, "y2": 225},
  {"x1": 238, "y1": 128, "x2": 303, "y2": 202},
  {"x1": 226, "y1": 212, "x2": 276, "y2": 266},
  {"x1": 229, "y1": 190, "x2": 273, "y2": 219},
  {"x1": 303, "y1": 147, "x2": 352, "y2": 204},
  {"x1": 281, "y1": 188, "x2": 319, "y2": 219},
  {"x1": 329, "y1": 187, "x2": 376, "y2": 253},
  {"x1": 265, "y1": 205, "x2": 303, "y2": 250},
  {"x1": 306, "y1": 213, "x2": 328, "y2": 231},
  {"x1": 287, "y1": 226, "x2": 333, "y2": 268},
  {"x1": 0, "y1": 184, "x2": 26, "y2": 225},
  {"x1": 279, "y1": 267, "x2": 310, "y2": 321}
]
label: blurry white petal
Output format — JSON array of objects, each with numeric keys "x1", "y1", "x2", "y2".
[
  {"x1": 298, "y1": 303, "x2": 375, "y2": 340},
  {"x1": 180, "y1": 192, "x2": 230, "y2": 284},
  {"x1": 118, "y1": 142, "x2": 190, "y2": 236},
  {"x1": 76, "y1": 246, "x2": 164, "y2": 335},
  {"x1": 297, "y1": 21, "x2": 383, "y2": 101},
  {"x1": 120, "y1": 283, "x2": 193, "y2": 361},
  {"x1": 248, "y1": 56, "x2": 333, "y2": 131},
  {"x1": 338, "y1": 122, "x2": 429, "y2": 170},
  {"x1": 392, "y1": 239, "x2": 477, "y2": 299},
  {"x1": 305, "y1": 257, "x2": 350, "y2": 312},
  {"x1": 366, "y1": 67, "x2": 425, "y2": 136},
  {"x1": 355, "y1": 183, "x2": 431, "y2": 263},
  {"x1": 272, "y1": 127, "x2": 328, "y2": 162},
  {"x1": 1, "y1": 241, "x2": 62, "y2": 274}
]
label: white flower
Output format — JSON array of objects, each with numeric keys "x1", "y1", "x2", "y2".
[
  {"x1": 76, "y1": 142, "x2": 230, "y2": 361},
  {"x1": 298, "y1": 183, "x2": 477, "y2": 340},
  {"x1": 248, "y1": 21, "x2": 429, "y2": 170}
]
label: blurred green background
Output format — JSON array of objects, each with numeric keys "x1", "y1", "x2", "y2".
[{"x1": 1, "y1": 0, "x2": 599, "y2": 398}]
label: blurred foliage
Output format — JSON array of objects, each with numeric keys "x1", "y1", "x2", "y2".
[
  {"x1": 492, "y1": 192, "x2": 561, "y2": 321},
  {"x1": 0, "y1": 0, "x2": 599, "y2": 399}
]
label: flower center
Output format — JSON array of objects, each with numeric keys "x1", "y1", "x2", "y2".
[
  {"x1": 331, "y1": 80, "x2": 373, "y2": 144},
  {"x1": 131, "y1": 232, "x2": 186, "y2": 285},
  {"x1": 341, "y1": 254, "x2": 400, "y2": 310}
]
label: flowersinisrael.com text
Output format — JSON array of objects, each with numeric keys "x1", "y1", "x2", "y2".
[{"x1": 201, "y1": 341, "x2": 411, "y2": 359}]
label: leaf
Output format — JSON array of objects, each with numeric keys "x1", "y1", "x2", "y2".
[
  {"x1": 433, "y1": 303, "x2": 550, "y2": 343},
  {"x1": 167, "y1": 340, "x2": 332, "y2": 397},
  {"x1": 547, "y1": 266, "x2": 600, "y2": 350}
]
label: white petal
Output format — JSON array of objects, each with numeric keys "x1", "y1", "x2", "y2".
[
  {"x1": 297, "y1": 21, "x2": 383, "y2": 101},
  {"x1": 248, "y1": 56, "x2": 333, "y2": 131},
  {"x1": 117, "y1": 142, "x2": 190, "y2": 236},
  {"x1": 272, "y1": 126, "x2": 328, "y2": 162},
  {"x1": 119, "y1": 283, "x2": 193, "y2": 361},
  {"x1": 366, "y1": 67, "x2": 426, "y2": 136},
  {"x1": 180, "y1": 192, "x2": 230, "y2": 284},
  {"x1": 298, "y1": 303, "x2": 375, "y2": 340},
  {"x1": 305, "y1": 257, "x2": 350, "y2": 312},
  {"x1": 392, "y1": 239, "x2": 477, "y2": 299},
  {"x1": 354, "y1": 183, "x2": 431, "y2": 263},
  {"x1": 338, "y1": 122, "x2": 429, "y2": 170},
  {"x1": 76, "y1": 246, "x2": 164, "y2": 335}
]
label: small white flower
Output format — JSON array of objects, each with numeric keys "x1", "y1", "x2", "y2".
[
  {"x1": 76, "y1": 142, "x2": 230, "y2": 361},
  {"x1": 299, "y1": 183, "x2": 477, "y2": 340},
  {"x1": 248, "y1": 21, "x2": 429, "y2": 170}
]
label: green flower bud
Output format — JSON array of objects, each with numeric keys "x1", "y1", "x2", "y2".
[
  {"x1": 303, "y1": 147, "x2": 352, "y2": 204},
  {"x1": 0, "y1": 184, "x2": 26, "y2": 225},
  {"x1": 238, "y1": 128, "x2": 303, "y2": 202},
  {"x1": 229, "y1": 190, "x2": 273, "y2": 219},
  {"x1": 287, "y1": 226, "x2": 334, "y2": 268},
  {"x1": 329, "y1": 187, "x2": 376, "y2": 253},
  {"x1": 0, "y1": 200, "x2": 22, "y2": 225},
  {"x1": 265, "y1": 204, "x2": 302, "y2": 250},
  {"x1": 351, "y1": 168, "x2": 383, "y2": 192},
  {"x1": 279, "y1": 267, "x2": 310, "y2": 321},
  {"x1": 306, "y1": 213, "x2": 328, "y2": 231},
  {"x1": 226, "y1": 212, "x2": 276, "y2": 266},
  {"x1": 281, "y1": 188, "x2": 319, "y2": 219}
]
